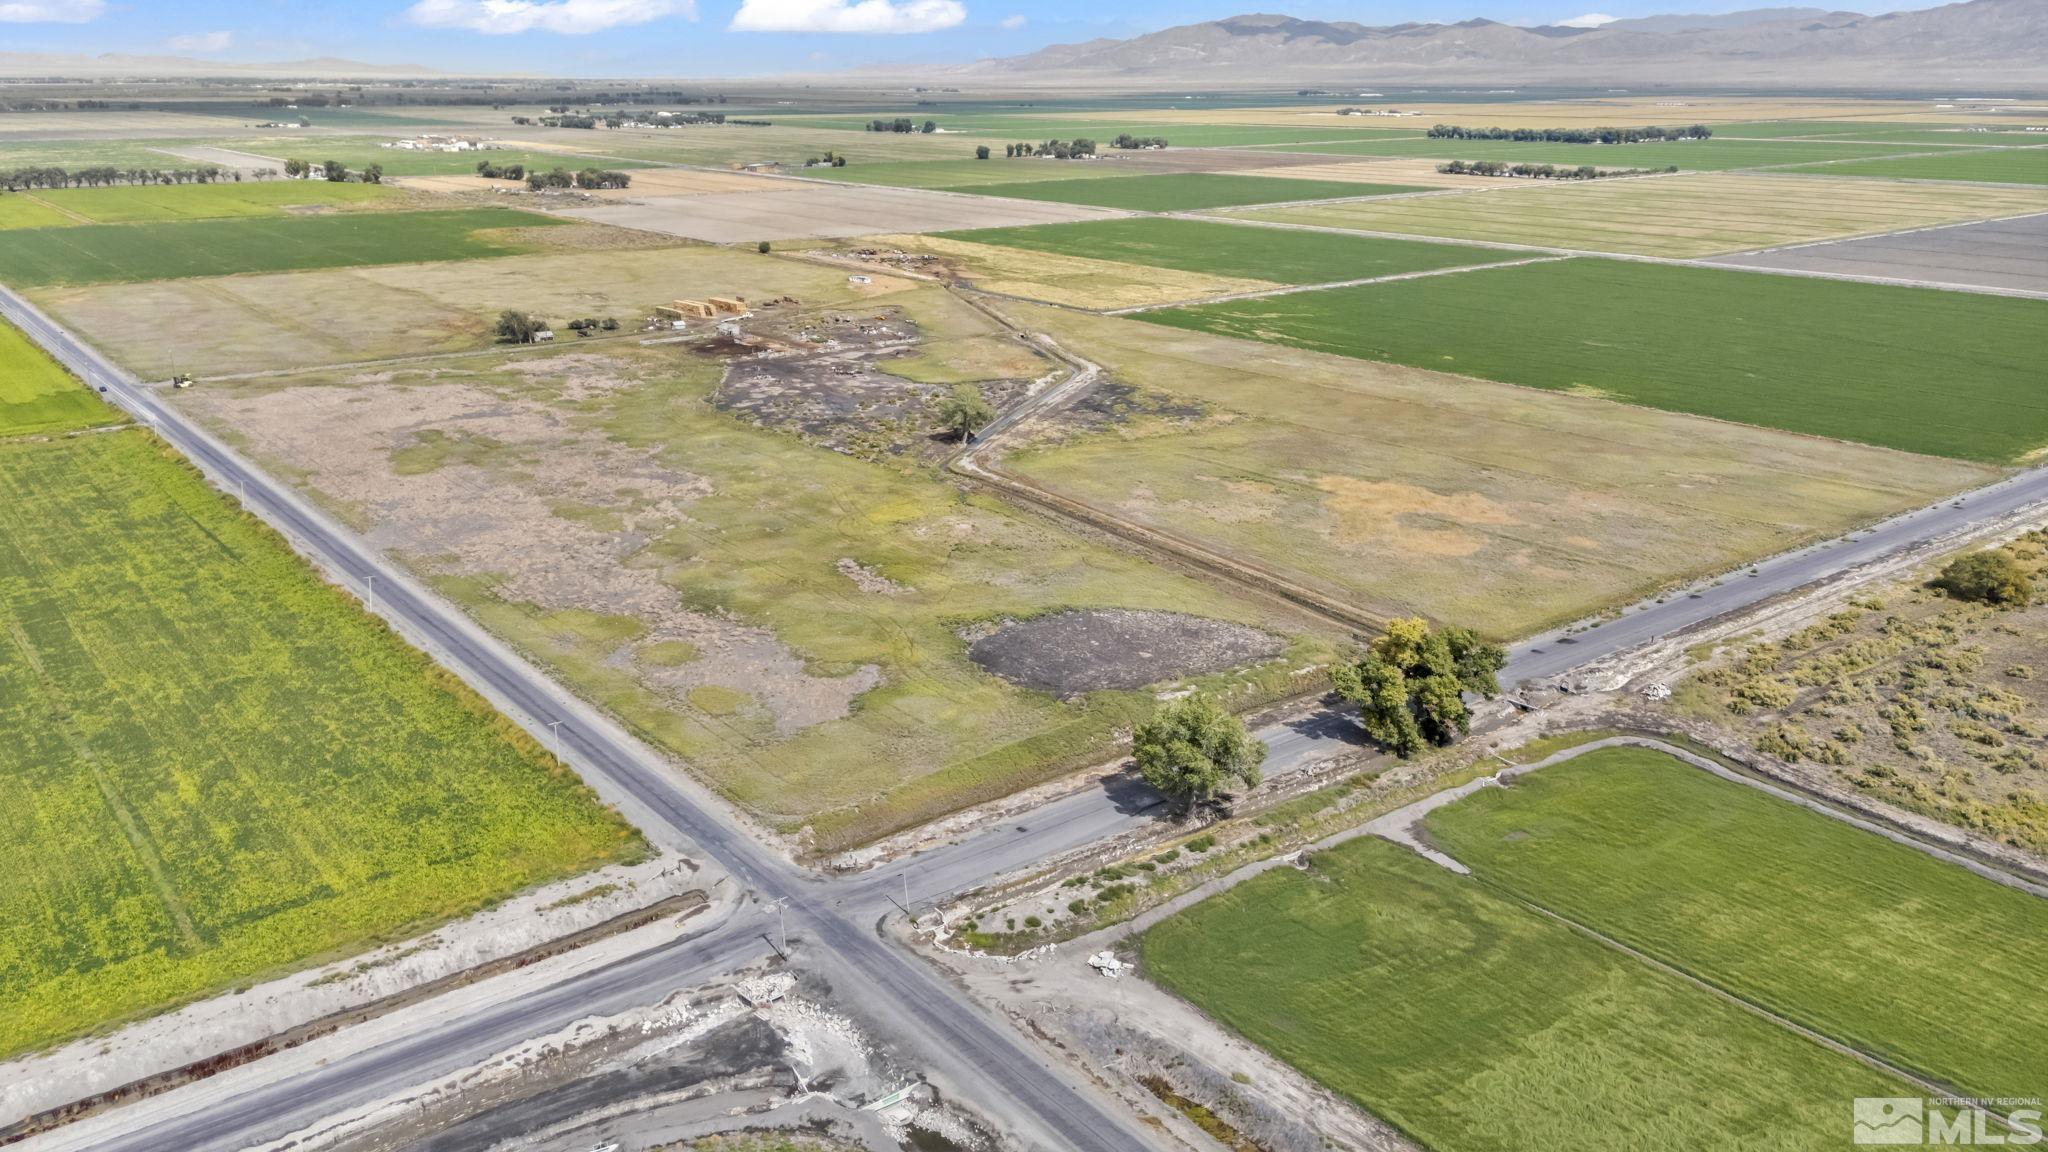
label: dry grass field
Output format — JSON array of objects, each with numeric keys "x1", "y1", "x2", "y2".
[
  {"x1": 397, "y1": 167, "x2": 786, "y2": 198},
  {"x1": 827, "y1": 232, "x2": 1278, "y2": 310},
  {"x1": 29, "y1": 243, "x2": 915, "y2": 377},
  {"x1": 1678, "y1": 533, "x2": 2048, "y2": 858},
  {"x1": 991, "y1": 303, "x2": 1990, "y2": 636},
  {"x1": 556, "y1": 182, "x2": 1123, "y2": 243},
  {"x1": 1224, "y1": 172, "x2": 2048, "y2": 256},
  {"x1": 170, "y1": 301, "x2": 1331, "y2": 851}
]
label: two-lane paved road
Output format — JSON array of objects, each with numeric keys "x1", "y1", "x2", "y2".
[
  {"x1": 0, "y1": 286, "x2": 1164, "y2": 1152},
  {"x1": 10, "y1": 280, "x2": 2048, "y2": 1152}
]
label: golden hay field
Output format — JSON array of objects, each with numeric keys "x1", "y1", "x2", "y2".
[
  {"x1": 397, "y1": 167, "x2": 788, "y2": 198},
  {"x1": 823, "y1": 233, "x2": 1280, "y2": 310},
  {"x1": 1222, "y1": 172, "x2": 2048, "y2": 257}
]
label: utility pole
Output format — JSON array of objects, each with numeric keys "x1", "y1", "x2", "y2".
[
  {"x1": 365, "y1": 574, "x2": 376, "y2": 614},
  {"x1": 548, "y1": 720, "x2": 565, "y2": 760}
]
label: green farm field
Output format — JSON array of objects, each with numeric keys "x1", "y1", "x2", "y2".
[
  {"x1": 0, "y1": 194, "x2": 75, "y2": 230},
  {"x1": 1705, "y1": 121, "x2": 1930, "y2": 138},
  {"x1": 954, "y1": 172, "x2": 1422, "y2": 211},
  {"x1": 804, "y1": 157, "x2": 1144, "y2": 189},
  {"x1": 1262, "y1": 134, "x2": 1937, "y2": 170},
  {"x1": 1141, "y1": 833, "x2": 1912, "y2": 1151},
  {"x1": 1427, "y1": 747, "x2": 2048, "y2": 1101},
  {"x1": 0, "y1": 429, "x2": 640, "y2": 1058},
  {"x1": 0, "y1": 319, "x2": 122, "y2": 436},
  {"x1": 1788, "y1": 147, "x2": 2048, "y2": 185},
  {"x1": 0, "y1": 207, "x2": 568, "y2": 287},
  {"x1": 18, "y1": 179, "x2": 400, "y2": 225},
  {"x1": 0, "y1": 138, "x2": 215, "y2": 171},
  {"x1": 995, "y1": 303, "x2": 1986, "y2": 637},
  {"x1": 1137, "y1": 258, "x2": 2048, "y2": 462},
  {"x1": 1228, "y1": 172, "x2": 2048, "y2": 257},
  {"x1": 939, "y1": 216, "x2": 1504, "y2": 285}
]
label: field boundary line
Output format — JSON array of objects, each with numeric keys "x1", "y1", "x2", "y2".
[
  {"x1": 945, "y1": 292, "x2": 1383, "y2": 635},
  {"x1": 1714, "y1": 206, "x2": 2048, "y2": 257},
  {"x1": 1497, "y1": 887, "x2": 1999, "y2": 1113},
  {"x1": 1102, "y1": 255, "x2": 1568, "y2": 315},
  {"x1": 1378, "y1": 735, "x2": 2048, "y2": 898},
  {"x1": 21, "y1": 192, "x2": 93, "y2": 225},
  {"x1": 1184, "y1": 213, "x2": 2048, "y2": 300}
]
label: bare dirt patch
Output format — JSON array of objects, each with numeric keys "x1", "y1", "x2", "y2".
[
  {"x1": 476, "y1": 221, "x2": 684, "y2": 252},
  {"x1": 1315, "y1": 476, "x2": 1519, "y2": 558},
  {"x1": 1039, "y1": 378, "x2": 1214, "y2": 443},
  {"x1": 967, "y1": 608, "x2": 1284, "y2": 695},
  {"x1": 178, "y1": 362, "x2": 881, "y2": 737},
  {"x1": 711, "y1": 306, "x2": 1029, "y2": 461}
]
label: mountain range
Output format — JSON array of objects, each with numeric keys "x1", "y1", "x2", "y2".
[{"x1": 960, "y1": 0, "x2": 2048, "y2": 86}]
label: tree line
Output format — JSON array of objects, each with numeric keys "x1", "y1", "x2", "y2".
[
  {"x1": 282, "y1": 159, "x2": 384, "y2": 183},
  {"x1": 0, "y1": 165, "x2": 260, "y2": 190},
  {"x1": 868, "y1": 118, "x2": 937, "y2": 134},
  {"x1": 521, "y1": 167, "x2": 633, "y2": 190},
  {"x1": 1111, "y1": 133, "x2": 1169, "y2": 149},
  {"x1": 1426, "y1": 123, "x2": 1712, "y2": 143},
  {"x1": 1437, "y1": 160, "x2": 1679, "y2": 180},
  {"x1": 1002, "y1": 138, "x2": 1098, "y2": 159}
]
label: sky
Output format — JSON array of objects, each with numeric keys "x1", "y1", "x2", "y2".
[{"x1": 0, "y1": 0, "x2": 1955, "y2": 76}]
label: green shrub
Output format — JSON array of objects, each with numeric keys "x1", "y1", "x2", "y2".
[{"x1": 1932, "y1": 550, "x2": 2032, "y2": 608}]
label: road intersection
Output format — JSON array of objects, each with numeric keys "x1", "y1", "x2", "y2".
[{"x1": 7, "y1": 280, "x2": 2048, "y2": 1151}]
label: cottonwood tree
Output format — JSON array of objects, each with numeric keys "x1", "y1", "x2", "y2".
[
  {"x1": 936, "y1": 384, "x2": 994, "y2": 441},
  {"x1": 1332, "y1": 618, "x2": 1506, "y2": 757},
  {"x1": 493, "y1": 310, "x2": 541, "y2": 344},
  {"x1": 1133, "y1": 695, "x2": 1265, "y2": 813}
]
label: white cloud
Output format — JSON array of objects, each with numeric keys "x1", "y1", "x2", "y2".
[
  {"x1": 998, "y1": 12, "x2": 1024, "y2": 28},
  {"x1": 1556, "y1": 11, "x2": 1617, "y2": 27},
  {"x1": 730, "y1": 0, "x2": 966, "y2": 34},
  {"x1": 0, "y1": 0, "x2": 104, "y2": 22},
  {"x1": 403, "y1": 0, "x2": 693, "y2": 35},
  {"x1": 167, "y1": 30, "x2": 234, "y2": 53}
]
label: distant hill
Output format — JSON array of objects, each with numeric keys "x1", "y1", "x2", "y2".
[
  {"x1": 1602, "y1": 7, "x2": 1849, "y2": 33},
  {"x1": 0, "y1": 52, "x2": 441, "y2": 79},
  {"x1": 959, "y1": 0, "x2": 2048, "y2": 86}
]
